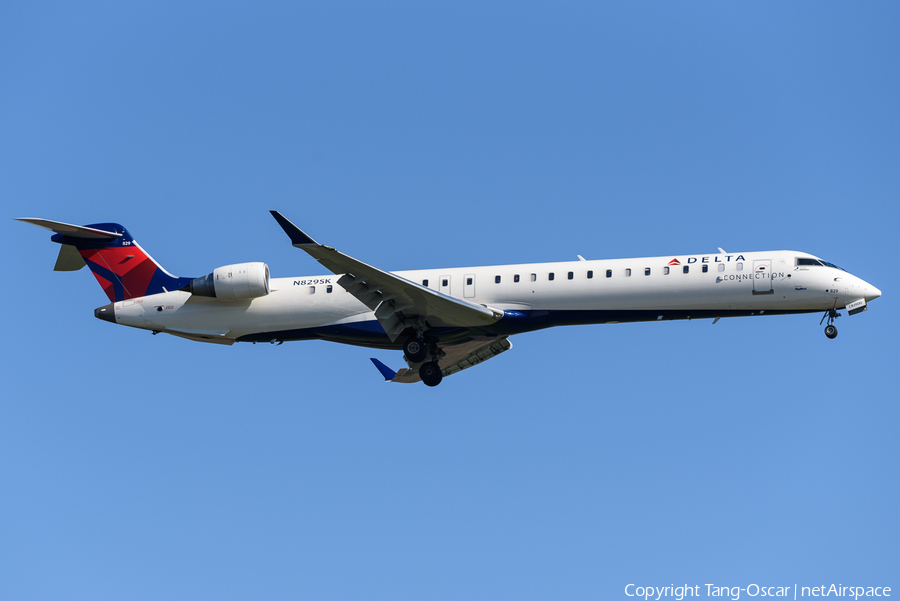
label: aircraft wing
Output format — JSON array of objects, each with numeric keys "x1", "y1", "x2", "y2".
[
  {"x1": 373, "y1": 337, "x2": 513, "y2": 383},
  {"x1": 270, "y1": 211, "x2": 504, "y2": 341}
]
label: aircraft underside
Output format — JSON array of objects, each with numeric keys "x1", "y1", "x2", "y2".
[{"x1": 236, "y1": 307, "x2": 823, "y2": 349}]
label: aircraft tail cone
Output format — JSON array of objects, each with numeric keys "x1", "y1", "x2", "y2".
[{"x1": 94, "y1": 303, "x2": 115, "y2": 324}]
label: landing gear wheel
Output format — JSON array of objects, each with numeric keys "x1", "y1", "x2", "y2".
[
  {"x1": 403, "y1": 338, "x2": 428, "y2": 363},
  {"x1": 419, "y1": 361, "x2": 443, "y2": 387},
  {"x1": 821, "y1": 309, "x2": 840, "y2": 340}
]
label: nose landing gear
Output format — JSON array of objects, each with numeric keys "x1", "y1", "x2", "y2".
[{"x1": 820, "y1": 309, "x2": 840, "y2": 339}]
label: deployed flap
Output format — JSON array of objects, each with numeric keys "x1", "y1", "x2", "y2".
[
  {"x1": 270, "y1": 211, "x2": 503, "y2": 341},
  {"x1": 54, "y1": 244, "x2": 87, "y2": 271},
  {"x1": 441, "y1": 337, "x2": 512, "y2": 378},
  {"x1": 390, "y1": 337, "x2": 513, "y2": 383},
  {"x1": 15, "y1": 218, "x2": 122, "y2": 239}
]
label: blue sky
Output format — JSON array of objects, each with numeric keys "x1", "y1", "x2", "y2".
[{"x1": 2, "y1": 2, "x2": 898, "y2": 600}]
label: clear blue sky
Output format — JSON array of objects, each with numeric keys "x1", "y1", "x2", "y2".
[{"x1": 2, "y1": 2, "x2": 898, "y2": 600}]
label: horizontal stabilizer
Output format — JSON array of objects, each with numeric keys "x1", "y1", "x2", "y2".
[
  {"x1": 54, "y1": 244, "x2": 87, "y2": 271},
  {"x1": 15, "y1": 218, "x2": 122, "y2": 239}
]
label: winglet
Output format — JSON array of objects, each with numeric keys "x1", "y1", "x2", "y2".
[
  {"x1": 269, "y1": 211, "x2": 318, "y2": 246},
  {"x1": 370, "y1": 358, "x2": 397, "y2": 382}
]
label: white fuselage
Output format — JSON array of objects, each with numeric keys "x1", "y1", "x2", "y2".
[{"x1": 109, "y1": 250, "x2": 880, "y2": 347}]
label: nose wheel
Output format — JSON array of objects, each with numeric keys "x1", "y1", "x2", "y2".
[{"x1": 820, "y1": 309, "x2": 840, "y2": 339}]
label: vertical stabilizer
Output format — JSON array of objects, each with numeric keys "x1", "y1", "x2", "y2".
[{"x1": 16, "y1": 218, "x2": 193, "y2": 301}]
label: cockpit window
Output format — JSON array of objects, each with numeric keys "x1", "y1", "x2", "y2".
[{"x1": 797, "y1": 258, "x2": 846, "y2": 271}]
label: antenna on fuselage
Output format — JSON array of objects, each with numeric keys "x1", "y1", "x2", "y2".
[{"x1": 718, "y1": 247, "x2": 727, "y2": 253}]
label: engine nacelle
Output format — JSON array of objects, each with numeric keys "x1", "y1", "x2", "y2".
[{"x1": 188, "y1": 262, "x2": 270, "y2": 301}]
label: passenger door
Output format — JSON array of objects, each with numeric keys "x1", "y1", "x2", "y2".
[{"x1": 753, "y1": 260, "x2": 773, "y2": 294}]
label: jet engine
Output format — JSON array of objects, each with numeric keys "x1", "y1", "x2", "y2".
[{"x1": 188, "y1": 262, "x2": 270, "y2": 300}]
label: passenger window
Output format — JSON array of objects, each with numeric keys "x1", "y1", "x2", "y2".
[
  {"x1": 495, "y1": 275, "x2": 501, "y2": 283},
  {"x1": 327, "y1": 285, "x2": 333, "y2": 293},
  {"x1": 736, "y1": 263, "x2": 743, "y2": 271},
  {"x1": 587, "y1": 270, "x2": 593, "y2": 279},
  {"x1": 645, "y1": 268, "x2": 651, "y2": 276},
  {"x1": 664, "y1": 267, "x2": 670, "y2": 275},
  {"x1": 467, "y1": 277, "x2": 473, "y2": 285},
  {"x1": 309, "y1": 286, "x2": 315, "y2": 294},
  {"x1": 625, "y1": 269, "x2": 632, "y2": 277},
  {"x1": 530, "y1": 274, "x2": 536, "y2": 282},
  {"x1": 606, "y1": 269, "x2": 612, "y2": 278},
  {"x1": 702, "y1": 265, "x2": 708, "y2": 273},
  {"x1": 567, "y1": 271, "x2": 574, "y2": 280},
  {"x1": 514, "y1": 274, "x2": 520, "y2": 283},
  {"x1": 683, "y1": 265, "x2": 689, "y2": 274},
  {"x1": 718, "y1": 264, "x2": 725, "y2": 272},
  {"x1": 549, "y1": 273, "x2": 555, "y2": 281},
  {"x1": 422, "y1": 279, "x2": 428, "y2": 287}
]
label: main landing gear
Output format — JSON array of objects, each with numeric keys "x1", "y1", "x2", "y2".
[
  {"x1": 403, "y1": 336, "x2": 428, "y2": 363},
  {"x1": 820, "y1": 309, "x2": 840, "y2": 339},
  {"x1": 419, "y1": 361, "x2": 443, "y2": 387},
  {"x1": 404, "y1": 332, "x2": 444, "y2": 387}
]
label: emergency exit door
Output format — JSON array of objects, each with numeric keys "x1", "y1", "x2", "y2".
[{"x1": 464, "y1": 274, "x2": 476, "y2": 298}]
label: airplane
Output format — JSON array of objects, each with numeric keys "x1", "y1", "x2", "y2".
[{"x1": 17, "y1": 211, "x2": 882, "y2": 387}]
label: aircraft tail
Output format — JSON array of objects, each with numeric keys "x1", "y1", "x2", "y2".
[{"x1": 17, "y1": 218, "x2": 193, "y2": 302}]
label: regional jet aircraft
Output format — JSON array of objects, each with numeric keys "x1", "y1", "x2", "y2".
[{"x1": 18, "y1": 212, "x2": 881, "y2": 386}]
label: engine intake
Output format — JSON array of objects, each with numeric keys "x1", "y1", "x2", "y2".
[{"x1": 188, "y1": 262, "x2": 270, "y2": 300}]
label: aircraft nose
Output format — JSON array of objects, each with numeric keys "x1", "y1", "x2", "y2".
[
  {"x1": 857, "y1": 278, "x2": 881, "y2": 302},
  {"x1": 94, "y1": 303, "x2": 116, "y2": 323}
]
